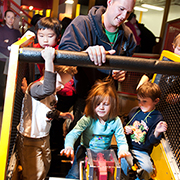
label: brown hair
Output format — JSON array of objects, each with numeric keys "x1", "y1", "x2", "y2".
[
  {"x1": 3, "y1": 10, "x2": 15, "y2": 24},
  {"x1": 36, "y1": 17, "x2": 61, "y2": 40},
  {"x1": 172, "y1": 33, "x2": 180, "y2": 48},
  {"x1": 84, "y1": 77, "x2": 119, "y2": 120},
  {"x1": 4, "y1": 9, "x2": 15, "y2": 17},
  {"x1": 54, "y1": 65, "x2": 77, "y2": 76},
  {"x1": 137, "y1": 82, "x2": 161, "y2": 101}
]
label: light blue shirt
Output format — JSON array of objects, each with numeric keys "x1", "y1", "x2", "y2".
[{"x1": 65, "y1": 115, "x2": 129, "y2": 157}]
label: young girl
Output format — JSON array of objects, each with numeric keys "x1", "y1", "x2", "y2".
[{"x1": 60, "y1": 77, "x2": 130, "y2": 179}]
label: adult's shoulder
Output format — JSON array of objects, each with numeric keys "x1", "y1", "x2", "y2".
[
  {"x1": 65, "y1": 14, "x2": 92, "y2": 32},
  {"x1": 88, "y1": 6, "x2": 106, "y2": 16},
  {"x1": 70, "y1": 14, "x2": 90, "y2": 25},
  {"x1": 122, "y1": 23, "x2": 134, "y2": 37}
]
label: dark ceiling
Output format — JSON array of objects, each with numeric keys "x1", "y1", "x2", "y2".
[
  {"x1": 21, "y1": 0, "x2": 53, "y2": 9},
  {"x1": 21, "y1": 0, "x2": 180, "y2": 10}
]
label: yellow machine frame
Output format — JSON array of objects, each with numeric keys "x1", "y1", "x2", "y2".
[
  {"x1": 0, "y1": 36, "x2": 34, "y2": 180},
  {"x1": 151, "y1": 50, "x2": 180, "y2": 180},
  {"x1": 0, "y1": 37, "x2": 180, "y2": 180}
]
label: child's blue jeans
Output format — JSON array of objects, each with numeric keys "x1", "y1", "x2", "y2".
[
  {"x1": 66, "y1": 145, "x2": 86, "y2": 179},
  {"x1": 121, "y1": 149, "x2": 154, "y2": 180}
]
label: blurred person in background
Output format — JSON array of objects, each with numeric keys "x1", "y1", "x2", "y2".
[
  {"x1": 125, "y1": 12, "x2": 141, "y2": 53},
  {"x1": 0, "y1": 9, "x2": 21, "y2": 111}
]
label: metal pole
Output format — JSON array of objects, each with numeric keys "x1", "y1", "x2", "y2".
[{"x1": 19, "y1": 47, "x2": 180, "y2": 76}]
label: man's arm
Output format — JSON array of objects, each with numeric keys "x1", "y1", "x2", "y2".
[{"x1": 59, "y1": 17, "x2": 116, "y2": 67}]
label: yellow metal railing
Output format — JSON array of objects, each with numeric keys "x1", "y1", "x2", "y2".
[
  {"x1": 152, "y1": 50, "x2": 180, "y2": 82},
  {"x1": 0, "y1": 35, "x2": 34, "y2": 180}
]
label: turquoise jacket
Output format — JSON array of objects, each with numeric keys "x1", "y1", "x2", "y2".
[{"x1": 65, "y1": 115, "x2": 129, "y2": 157}]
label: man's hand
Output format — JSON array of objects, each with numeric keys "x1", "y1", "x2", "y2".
[
  {"x1": 85, "y1": 45, "x2": 115, "y2": 66},
  {"x1": 154, "y1": 121, "x2": 168, "y2": 138},
  {"x1": 60, "y1": 147, "x2": 74, "y2": 161},
  {"x1": 112, "y1": 70, "x2": 126, "y2": 82}
]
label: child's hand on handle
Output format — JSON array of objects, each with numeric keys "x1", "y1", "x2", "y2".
[
  {"x1": 60, "y1": 147, "x2": 74, "y2": 162},
  {"x1": 154, "y1": 121, "x2": 168, "y2": 138},
  {"x1": 118, "y1": 150, "x2": 131, "y2": 159},
  {"x1": 41, "y1": 47, "x2": 55, "y2": 72},
  {"x1": 118, "y1": 150, "x2": 131, "y2": 163}
]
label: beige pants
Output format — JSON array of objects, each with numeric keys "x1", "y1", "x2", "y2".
[{"x1": 17, "y1": 134, "x2": 51, "y2": 180}]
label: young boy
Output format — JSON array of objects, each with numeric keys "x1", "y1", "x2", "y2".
[
  {"x1": 17, "y1": 47, "x2": 77, "y2": 180},
  {"x1": 34, "y1": 16, "x2": 61, "y2": 76},
  {"x1": 123, "y1": 82, "x2": 167, "y2": 180}
]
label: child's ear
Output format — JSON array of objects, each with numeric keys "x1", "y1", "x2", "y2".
[{"x1": 154, "y1": 98, "x2": 160, "y2": 104}]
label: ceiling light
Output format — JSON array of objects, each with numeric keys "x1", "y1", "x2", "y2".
[
  {"x1": 141, "y1": 4, "x2": 164, "y2": 11},
  {"x1": 134, "y1": 6, "x2": 148, "y2": 12},
  {"x1": 65, "y1": 0, "x2": 74, "y2": 4},
  {"x1": 29, "y1": 6, "x2": 33, "y2": 11}
]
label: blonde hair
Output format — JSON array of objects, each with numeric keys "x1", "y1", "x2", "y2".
[
  {"x1": 54, "y1": 65, "x2": 77, "y2": 76},
  {"x1": 172, "y1": 33, "x2": 180, "y2": 48},
  {"x1": 137, "y1": 82, "x2": 161, "y2": 101},
  {"x1": 84, "y1": 77, "x2": 119, "y2": 120}
]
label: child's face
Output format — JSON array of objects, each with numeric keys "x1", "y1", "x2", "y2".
[
  {"x1": 37, "y1": 28, "x2": 57, "y2": 48},
  {"x1": 173, "y1": 45, "x2": 180, "y2": 56},
  {"x1": 95, "y1": 96, "x2": 111, "y2": 122},
  {"x1": 55, "y1": 73, "x2": 72, "y2": 92},
  {"x1": 137, "y1": 95, "x2": 159, "y2": 113}
]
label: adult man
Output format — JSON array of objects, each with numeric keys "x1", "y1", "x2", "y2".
[{"x1": 59, "y1": 0, "x2": 136, "y2": 128}]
